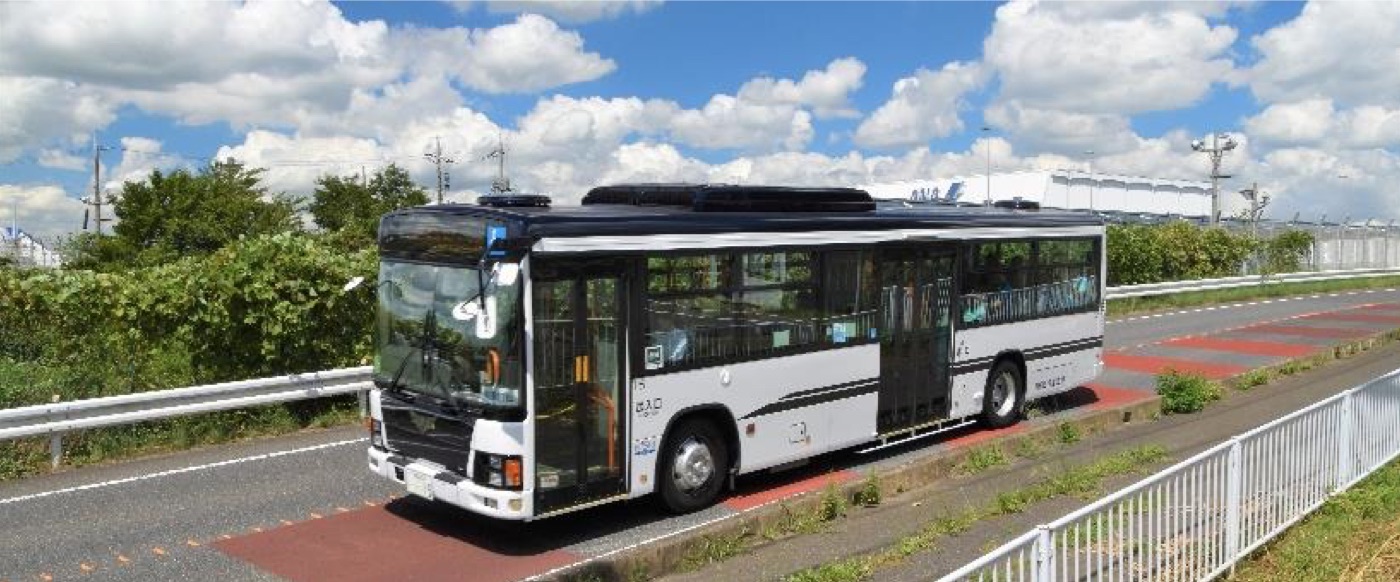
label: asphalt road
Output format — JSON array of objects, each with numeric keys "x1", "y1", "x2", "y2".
[{"x1": 2, "y1": 287, "x2": 1398, "y2": 582}]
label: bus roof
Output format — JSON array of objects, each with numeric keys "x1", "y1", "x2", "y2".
[{"x1": 388, "y1": 198, "x2": 1103, "y2": 240}]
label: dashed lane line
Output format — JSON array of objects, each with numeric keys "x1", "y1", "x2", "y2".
[
  {"x1": 1108, "y1": 288, "x2": 1397, "y2": 324},
  {"x1": 0, "y1": 438, "x2": 363, "y2": 506}
]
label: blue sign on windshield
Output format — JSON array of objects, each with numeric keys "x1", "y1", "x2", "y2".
[{"x1": 485, "y1": 225, "x2": 507, "y2": 258}]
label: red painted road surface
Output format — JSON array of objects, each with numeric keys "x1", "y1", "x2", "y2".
[
  {"x1": 1102, "y1": 353, "x2": 1249, "y2": 379},
  {"x1": 1161, "y1": 336, "x2": 1317, "y2": 358},
  {"x1": 214, "y1": 504, "x2": 580, "y2": 582},
  {"x1": 1237, "y1": 324, "x2": 1374, "y2": 339},
  {"x1": 212, "y1": 301, "x2": 1400, "y2": 581}
]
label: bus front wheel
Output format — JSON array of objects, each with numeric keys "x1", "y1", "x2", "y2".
[
  {"x1": 657, "y1": 417, "x2": 729, "y2": 513},
  {"x1": 981, "y1": 359, "x2": 1024, "y2": 428}
]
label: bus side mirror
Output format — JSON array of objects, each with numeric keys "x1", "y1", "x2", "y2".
[{"x1": 494, "y1": 263, "x2": 520, "y2": 286}]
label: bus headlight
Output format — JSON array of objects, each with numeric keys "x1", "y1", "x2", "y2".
[{"x1": 473, "y1": 452, "x2": 523, "y2": 490}]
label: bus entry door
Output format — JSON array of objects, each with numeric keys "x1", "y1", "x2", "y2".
[{"x1": 531, "y1": 260, "x2": 628, "y2": 513}]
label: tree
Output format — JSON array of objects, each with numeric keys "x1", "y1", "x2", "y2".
[
  {"x1": 308, "y1": 164, "x2": 428, "y2": 244},
  {"x1": 108, "y1": 160, "x2": 297, "y2": 266}
]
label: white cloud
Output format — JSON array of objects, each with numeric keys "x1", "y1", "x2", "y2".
[
  {"x1": 484, "y1": 0, "x2": 662, "y2": 23},
  {"x1": 415, "y1": 14, "x2": 616, "y2": 94},
  {"x1": 104, "y1": 138, "x2": 193, "y2": 191},
  {"x1": 853, "y1": 62, "x2": 985, "y2": 149},
  {"x1": 670, "y1": 96, "x2": 814, "y2": 152},
  {"x1": 1245, "y1": 99, "x2": 1400, "y2": 150},
  {"x1": 1247, "y1": 1, "x2": 1400, "y2": 107},
  {"x1": 0, "y1": 2, "x2": 618, "y2": 155},
  {"x1": 214, "y1": 131, "x2": 404, "y2": 199},
  {"x1": 37, "y1": 149, "x2": 87, "y2": 172},
  {"x1": 0, "y1": 184, "x2": 86, "y2": 242},
  {"x1": 983, "y1": 102, "x2": 1138, "y2": 154},
  {"x1": 1252, "y1": 147, "x2": 1400, "y2": 222},
  {"x1": 1243, "y1": 99, "x2": 1334, "y2": 146},
  {"x1": 984, "y1": 0, "x2": 1236, "y2": 115},
  {"x1": 0, "y1": 1, "x2": 399, "y2": 128},
  {"x1": 0, "y1": 76, "x2": 115, "y2": 163},
  {"x1": 736, "y1": 57, "x2": 867, "y2": 119}
]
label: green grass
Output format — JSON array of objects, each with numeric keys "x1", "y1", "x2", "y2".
[
  {"x1": 1106, "y1": 275, "x2": 1400, "y2": 318},
  {"x1": 679, "y1": 527, "x2": 755, "y2": 572},
  {"x1": 1235, "y1": 368, "x2": 1273, "y2": 391},
  {"x1": 958, "y1": 445, "x2": 1009, "y2": 474},
  {"x1": 1234, "y1": 458, "x2": 1400, "y2": 582},
  {"x1": 1057, "y1": 421, "x2": 1082, "y2": 444}
]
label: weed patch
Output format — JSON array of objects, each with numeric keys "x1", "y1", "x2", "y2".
[
  {"x1": 1156, "y1": 370, "x2": 1222, "y2": 414},
  {"x1": 959, "y1": 446, "x2": 1009, "y2": 474}
]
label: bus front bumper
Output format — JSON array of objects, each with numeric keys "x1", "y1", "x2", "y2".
[{"x1": 367, "y1": 447, "x2": 532, "y2": 520}]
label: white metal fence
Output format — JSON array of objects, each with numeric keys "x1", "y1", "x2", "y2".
[
  {"x1": 939, "y1": 366, "x2": 1400, "y2": 582},
  {"x1": 1245, "y1": 222, "x2": 1400, "y2": 273}
]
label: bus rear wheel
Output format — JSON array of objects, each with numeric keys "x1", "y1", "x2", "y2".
[
  {"x1": 657, "y1": 417, "x2": 729, "y2": 514},
  {"x1": 981, "y1": 359, "x2": 1024, "y2": 428}
]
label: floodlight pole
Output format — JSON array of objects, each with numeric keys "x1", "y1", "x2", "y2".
[
  {"x1": 1192, "y1": 132, "x2": 1236, "y2": 226},
  {"x1": 1084, "y1": 149, "x2": 1096, "y2": 212},
  {"x1": 982, "y1": 126, "x2": 992, "y2": 207}
]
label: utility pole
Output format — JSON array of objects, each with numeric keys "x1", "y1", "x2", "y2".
[
  {"x1": 9, "y1": 198, "x2": 18, "y2": 266},
  {"x1": 1238, "y1": 181, "x2": 1269, "y2": 237},
  {"x1": 89, "y1": 133, "x2": 113, "y2": 234},
  {"x1": 1191, "y1": 132, "x2": 1237, "y2": 226},
  {"x1": 483, "y1": 134, "x2": 513, "y2": 195},
  {"x1": 423, "y1": 137, "x2": 454, "y2": 204}
]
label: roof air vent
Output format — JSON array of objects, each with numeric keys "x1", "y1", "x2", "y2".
[
  {"x1": 582, "y1": 184, "x2": 875, "y2": 212},
  {"x1": 477, "y1": 193, "x2": 552, "y2": 208}
]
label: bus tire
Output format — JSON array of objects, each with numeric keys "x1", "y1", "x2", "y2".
[
  {"x1": 981, "y1": 359, "x2": 1024, "y2": 428},
  {"x1": 657, "y1": 417, "x2": 729, "y2": 514}
]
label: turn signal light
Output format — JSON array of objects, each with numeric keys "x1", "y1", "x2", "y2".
[{"x1": 504, "y1": 458, "x2": 522, "y2": 489}]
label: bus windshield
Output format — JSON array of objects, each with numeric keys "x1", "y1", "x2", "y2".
[{"x1": 374, "y1": 260, "x2": 523, "y2": 410}]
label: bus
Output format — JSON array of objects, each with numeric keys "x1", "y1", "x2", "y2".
[{"x1": 365, "y1": 184, "x2": 1105, "y2": 520}]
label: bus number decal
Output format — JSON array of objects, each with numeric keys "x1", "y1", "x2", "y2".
[
  {"x1": 1034, "y1": 376, "x2": 1067, "y2": 391},
  {"x1": 636, "y1": 397, "x2": 664, "y2": 418}
]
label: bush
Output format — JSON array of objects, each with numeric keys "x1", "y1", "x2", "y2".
[
  {"x1": 1107, "y1": 222, "x2": 1262, "y2": 285},
  {"x1": 1156, "y1": 370, "x2": 1223, "y2": 414},
  {"x1": 0, "y1": 233, "x2": 376, "y2": 393},
  {"x1": 1262, "y1": 230, "x2": 1315, "y2": 274}
]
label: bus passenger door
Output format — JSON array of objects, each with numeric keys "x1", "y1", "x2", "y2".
[
  {"x1": 876, "y1": 247, "x2": 956, "y2": 433},
  {"x1": 531, "y1": 259, "x2": 628, "y2": 514}
]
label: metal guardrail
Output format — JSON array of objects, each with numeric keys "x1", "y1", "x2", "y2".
[
  {"x1": 0, "y1": 367, "x2": 371, "y2": 467},
  {"x1": 1, "y1": 266, "x2": 1398, "y2": 468},
  {"x1": 1104, "y1": 267, "x2": 1400, "y2": 299},
  {"x1": 938, "y1": 366, "x2": 1400, "y2": 582}
]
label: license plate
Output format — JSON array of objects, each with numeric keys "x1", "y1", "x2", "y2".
[{"x1": 405, "y1": 466, "x2": 435, "y2": 501}]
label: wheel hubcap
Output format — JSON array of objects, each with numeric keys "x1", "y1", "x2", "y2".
[
  {"x1": 672, "y1": 437, "x2": 715, "y2": 493},
  {"x1": 992, "y1": 371, "x2": 1016, "y2": 416}
]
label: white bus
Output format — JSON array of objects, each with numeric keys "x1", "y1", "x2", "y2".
[{"x1": 366, "y1": 185, "x2": 1104, "y2": 520}]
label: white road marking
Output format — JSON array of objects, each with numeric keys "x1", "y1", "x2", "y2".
[
  {"x1": 1107, "y1": 287, "x2": 1399, "y2": 325},
  {"x1": 0, "y1": 438, "x2": 363, "y2": 506}
]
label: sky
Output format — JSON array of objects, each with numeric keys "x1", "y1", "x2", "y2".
[{"x1": 2, "y1": 0, "x2": 1399, "y2": 243}]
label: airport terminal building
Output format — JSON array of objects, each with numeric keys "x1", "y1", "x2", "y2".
[{"x1": 860, "y1": 170, "x2": 1213, "y2": 218}]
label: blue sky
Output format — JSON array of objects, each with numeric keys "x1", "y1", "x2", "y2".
[{"x1": 2, "y1": 1, "x2": 1398, "y2": 242}]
